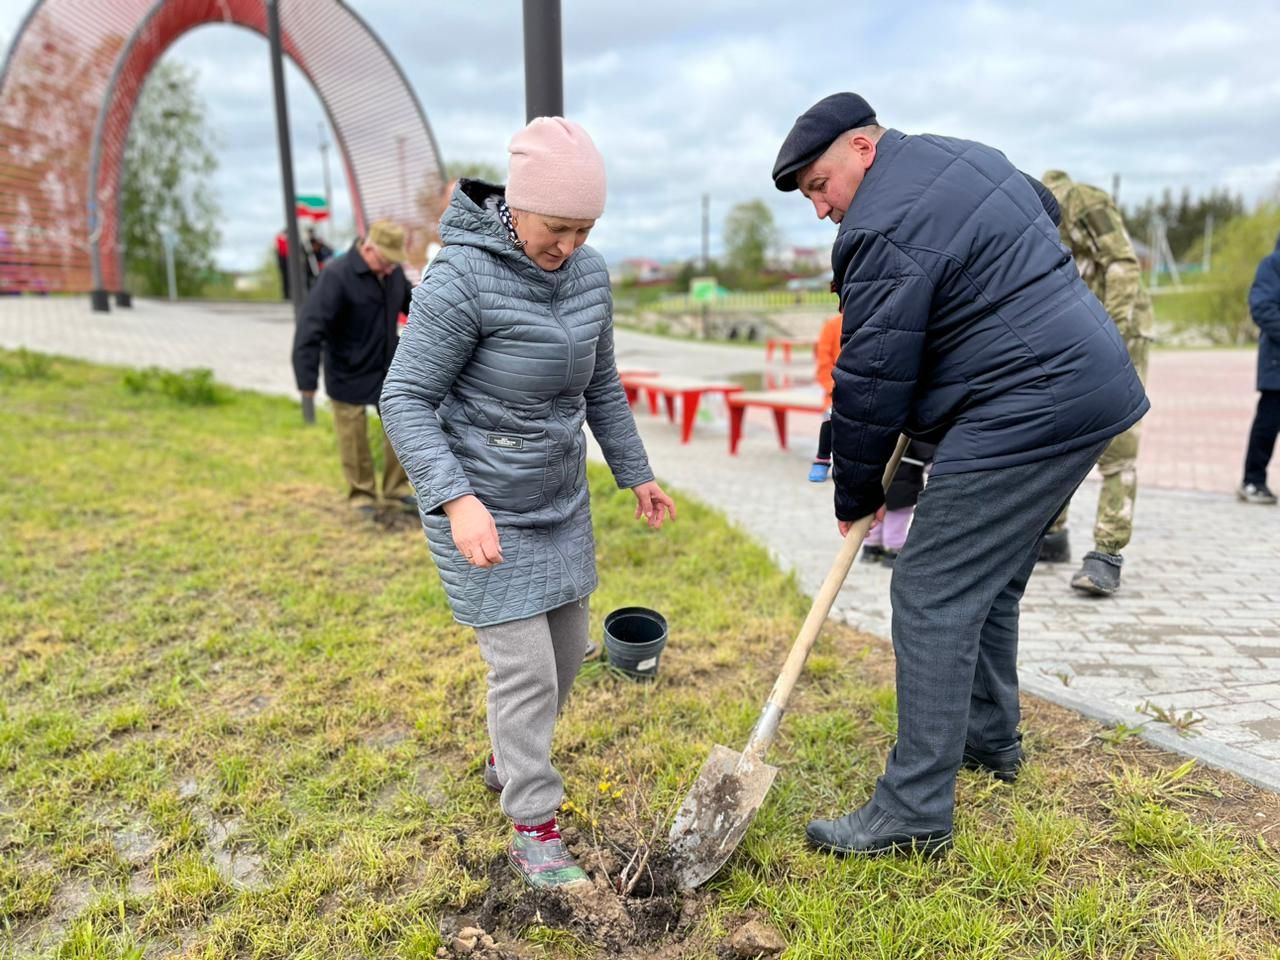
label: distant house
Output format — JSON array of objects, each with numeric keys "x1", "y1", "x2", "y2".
[
  {"x1": 770, "y1": 245, "x2": 825, "y2": 274},
  {"x1": 608, "y1": 258, "x2": 670, "y2": 286}
]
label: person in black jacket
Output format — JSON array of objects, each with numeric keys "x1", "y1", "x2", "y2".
[
  {"x1": 1240, "y1": 233, "x2": 1280, "y2": 504},
  {"x1": 292, "y1": 221, "x2": 415, "y2": 514},
  {"x1": 773, "y1": 93, "x2": 1149, "y2": 858}
]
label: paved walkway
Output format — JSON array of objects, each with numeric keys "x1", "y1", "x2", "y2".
[
  {"x1": 3, "y1": 297, "x2": 1278, "y2": 790},
  {"x1": 0, "y1": 296, "x2": 307, "y2": 400}
]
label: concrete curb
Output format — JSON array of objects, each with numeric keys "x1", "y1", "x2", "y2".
[
  {"x1": 842, "y1": 607, "x2": 1280, "y2": 793},
  {"x1": 1019, "y1": 672, "x2": 1280, "y2": 793}
]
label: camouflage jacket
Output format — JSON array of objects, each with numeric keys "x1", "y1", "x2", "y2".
[{"x1": 1042, "y1": 171, "x2": 1154, "y2": 341}]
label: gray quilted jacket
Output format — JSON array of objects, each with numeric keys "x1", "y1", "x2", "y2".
[{"x1": 380, "y1": 181, "x2": 654, "y2": 627}]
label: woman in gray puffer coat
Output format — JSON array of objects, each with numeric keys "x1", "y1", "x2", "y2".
[{"x1": 380, "y1": 118, "x2": 675, "y2": 889}]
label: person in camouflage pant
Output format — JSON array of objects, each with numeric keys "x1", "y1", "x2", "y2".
[{"x1": 1039, "y1": 170, "x2": 1153, "y2": 596}]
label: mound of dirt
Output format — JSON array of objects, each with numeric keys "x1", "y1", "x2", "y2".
[{"x1": 438, "y1": 837, "x2": 703, "y2": 959}]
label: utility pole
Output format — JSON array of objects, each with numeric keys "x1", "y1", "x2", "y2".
[
  {"x1": 1111, "y1": 172, "x2": 1121, "y2": 204},
  {"x1": 161, "y1": 225, "x2": 177, "y2": 301},
  {"x1": 318, "y1": 122, "x2": 332, "y2": 230},
  {"x1": 522, "y1": 0, "x2": 563, "y2": 121},
  {"x1": 700, "y1": 193, "x2": 710, "y2": 271},
  {"x1": 1147, "y1": 217, "x2": 1159, "y2": 289},
  {"x1": 1148, "y1": 215, "x2": 1182, "y2": 289},
  {"x1": 267, "y1": 0, "x2": 306, "y2": 326},
  {"x1": 1160, "y1": 221, "x2": 1182, "y2": 288}
]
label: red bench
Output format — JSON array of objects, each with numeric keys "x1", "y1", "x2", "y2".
[
  {"x1": 621, "y1": 373, "x2": 744, "y2": 443},
  {"x1": 726, "y1": 389, "x2": 828, "y2": 454},
  {"x1": 617, "y1": 370, "x2": 660, "y2": 406},
  {"x1": 764, "y1": 337, "x2": 816, "y2": 364}
]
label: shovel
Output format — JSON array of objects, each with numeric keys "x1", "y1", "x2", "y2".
[{"x1": 669, "y1": 435, "x2": 910, "y2": 890}]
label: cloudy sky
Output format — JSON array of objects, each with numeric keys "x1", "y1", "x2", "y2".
[{"x1": 3, "y1": 0, "x2": 1279, "y2": 271}]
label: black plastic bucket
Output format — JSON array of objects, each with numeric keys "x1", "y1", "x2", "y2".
[{"x1": 603, "y1": 607, "x2": 669, "y2": 681}]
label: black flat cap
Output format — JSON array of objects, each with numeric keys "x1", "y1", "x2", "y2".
[{"x1": 772, "y1": 93, "x2": 877, "y2": 192}]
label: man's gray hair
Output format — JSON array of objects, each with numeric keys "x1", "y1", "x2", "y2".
[
  {"x1": 845, "y1": 123, "x2": 885, "y2": 141},
  {"x1": 813, "y1": 124, "x2": 884, "y2": 168}
]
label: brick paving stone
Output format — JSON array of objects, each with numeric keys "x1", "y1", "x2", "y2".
[{"x1": 4, "y1": 299, "x2": 1279, "y2": 790}]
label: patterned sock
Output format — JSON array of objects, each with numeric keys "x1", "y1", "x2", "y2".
[{"x1": 515, "y1": 818, "x2": 561, "y2": 843}]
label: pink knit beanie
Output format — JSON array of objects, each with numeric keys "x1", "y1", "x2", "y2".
[{"x1": 505, "y1": 117, "x2": 606, "y2": 220}]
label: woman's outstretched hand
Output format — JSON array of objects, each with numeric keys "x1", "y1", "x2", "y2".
[{"x1": 631, "y1": 481, "x2": 677, "y2": 530}]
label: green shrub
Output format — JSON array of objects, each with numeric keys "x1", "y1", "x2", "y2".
[
  {"x1": 0, "y1": 348, "x2": 56, "y2": 381},
  {"x1": 122, "y1": 366, "x2": 226, "y2": 405},
  {"x1": 1163, "y1": 204, "x2": 1280, "y2": 344}
]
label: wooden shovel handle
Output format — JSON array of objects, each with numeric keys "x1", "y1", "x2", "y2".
[{"x1": 743, "y1": 435, "x2": 910, "y2": 759}]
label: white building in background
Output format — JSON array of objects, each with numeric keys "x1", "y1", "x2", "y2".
[
  {"x1": 770, "y1": 245, "x2": 825, "y2": 274},
  {"x1": 608, "y1": 258, "x2": 671, "y2": 285}
]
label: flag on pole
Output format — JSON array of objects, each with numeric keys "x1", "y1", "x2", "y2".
[{"x1": 295, "y1": 195, "x2": 329, "y2": 221}]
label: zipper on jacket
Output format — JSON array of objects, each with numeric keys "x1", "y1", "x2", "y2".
[
  {"x1": 548, "y1": 274, "x2": 575, "y2": 393},
  {"x1": 547, "y1": 273, "x2": 588, "y2": 597}
]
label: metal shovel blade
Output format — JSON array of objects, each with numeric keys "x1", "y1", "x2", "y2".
[{"x1": 668, "y1": 744, "x2": 779, "y2": 890}]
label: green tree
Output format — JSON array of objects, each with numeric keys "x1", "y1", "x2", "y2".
[
  {"x1": 723, "y1": 200, "x2": 780, "y2": 289},
  {"x1": 1196, "y1": 202, "x2": 1280, "y2": 344},
  {"x1": 121, "y1": 60, "x2": 221, "y2": 297},
  {"x1": 1124, "y1": 186, "x2": 1245, "y2": 261},
  {"x1": 445, "y1": 161, "x2": 503, "y2": 183}
]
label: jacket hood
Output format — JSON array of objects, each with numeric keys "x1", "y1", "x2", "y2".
[{"x1": 439, "y1": 179, "x2": 556, "y2": 283}]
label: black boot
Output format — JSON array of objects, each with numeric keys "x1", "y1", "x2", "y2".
[
  {"x1": 1071, "y1": 551, "x2": 1122, "y2": 596},
  {"x1": 860, "y1": 545, "x2": 885, "y2": 564},
  {"x1": 1037, "y1": 530, "x2": 1070, "y2": 564},
  {"x1": 806, "y1": 800, "x2": 952, "y2": 858},
  {"x1": 962, "y1": 739, "x2": 1023, "y2": 783}
]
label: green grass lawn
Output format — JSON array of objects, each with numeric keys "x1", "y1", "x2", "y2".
[{"x1": 2, "y1": 349, "x2": 1278, "y2": 960}]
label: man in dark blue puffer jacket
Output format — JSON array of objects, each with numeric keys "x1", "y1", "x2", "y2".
[{"x1": 773, "y1": 93, "x2": 1149, "y2": 858}]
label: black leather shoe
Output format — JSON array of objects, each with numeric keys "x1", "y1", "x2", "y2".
[
  {"x1": 962, "y1": 742, "x2": 1023, "y2": 783},
  {"x1": 806, "y1": 802, "x2": 952, "y2": 858},
  {"x1": 1037, "y1": 530, "x2": 1070, "y2": 564}
]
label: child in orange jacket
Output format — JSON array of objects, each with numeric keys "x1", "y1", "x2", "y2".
[{"x1": 809, "y1": 312, "x2": 842, "y2": 482}]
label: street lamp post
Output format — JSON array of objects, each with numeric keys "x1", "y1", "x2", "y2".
[
  {"x1": 522, "y1": 0, "x2": 563, "y2": 121},
  {"x1": 266, "y1": 0, "x2": 306, "y2": 324}
]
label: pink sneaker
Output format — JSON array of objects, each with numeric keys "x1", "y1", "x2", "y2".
[{"x1": 508, "y1": 819, "x2": 589, "y2": 888}]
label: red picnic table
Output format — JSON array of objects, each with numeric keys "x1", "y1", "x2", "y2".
[
  {"x1": 764, "y1": 337, "x2": 816, "y2": 364},
  {"x1": 620, "y1": 373, "x2": 744, "y2": 443},
  {"x1": 726, "y1": 389, "x2": 828, "y2": 454},
  {"x1": 616, "y1": 369, "x2": 659, "y2": 406}
]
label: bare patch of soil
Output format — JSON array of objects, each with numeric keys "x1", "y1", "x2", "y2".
[{"x1": 433, "y1": 839, "x2": 703, "y2": 959}]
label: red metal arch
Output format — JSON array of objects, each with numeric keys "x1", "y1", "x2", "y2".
[{"x1": 0, "y1": 0, "x2": 444, "y2": 296}]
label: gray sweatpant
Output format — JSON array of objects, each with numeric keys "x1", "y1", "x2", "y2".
[
  {"x1": 873, "y1": 441, "x2": 1108, "y2": 830},
  {"x1": 474, "y1": 598, "x2": 590, "y2": 825}
]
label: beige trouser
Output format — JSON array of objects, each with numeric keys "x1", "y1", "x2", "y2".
[{"x1": 330, "y1": 400, "x2": 412, "y2": 504}]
